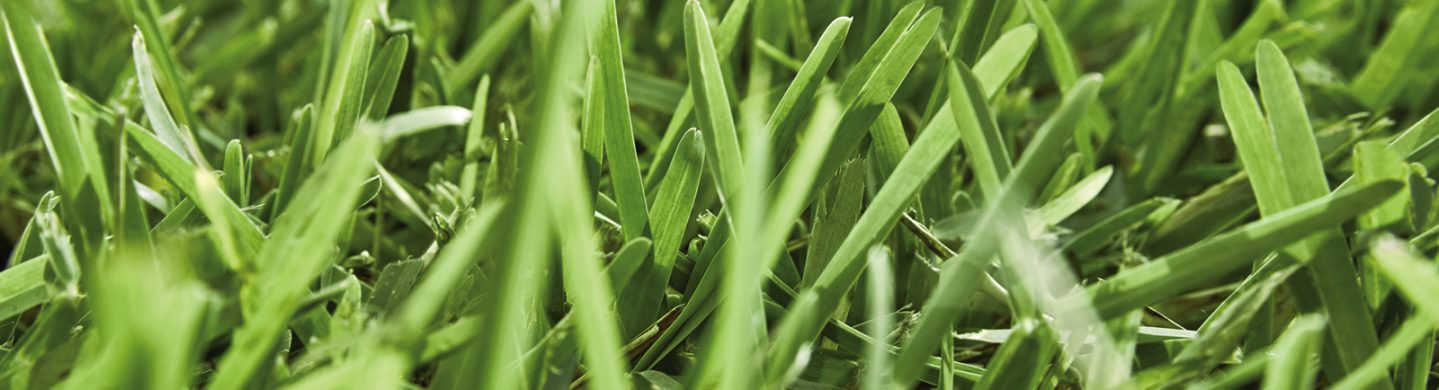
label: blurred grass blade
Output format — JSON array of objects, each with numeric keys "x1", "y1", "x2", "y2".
[
  {"x1": 1349, "y1": 0, "x2": 1439, "y2": 108},
  {"x1": 363, "y1": 34, "x2": 409, "y2": 119},
  {"x1": 895, "y1": 74, "x2": 1104, "y2": 388},
  {"x1": 974, "y1": 320, "x2": 1057, "y2": 390},
  {"x1": 862, "y1": 246, "x2": 895, "y2": 390},
  {"x1": 0, "y1": 259, "x2": 47, "y2": 322},
  {"x1": 458, "y1": 76, "x2": 490, "y2": 201},
  {"x1": 1262, "y1": 315, "x2": 1326, "y2": 390},
  {"x1": 1367, "y1": 237, "x2": 1439, "y2": 327},
  {"x1": 445, "y1": 0, "x2": 533, "y2": 91},
  {"x1": 378, "y1": 106, "x2": 472, "y2": 141},
  {"x1": 1330, "y1": 313, "x2": 1435, "y2": 390},
  {"x1": 454, "y1": 0, "x2": 629, "y2": 387}
]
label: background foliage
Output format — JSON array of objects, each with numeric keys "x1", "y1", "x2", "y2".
[{"x1": 0, "y1": 0, "x2": 1437, "y2": 388}]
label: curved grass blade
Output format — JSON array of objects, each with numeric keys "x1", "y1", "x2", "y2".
[
  {"x1": 806, "y1": 8, "x2": 941, "y2": 190},
  {"x1": 834, "y1": 2, "x2": 923, "y2": 104},
  {"x1": 1350, "y1": 0, "x2": 1439, "y2": 108}
]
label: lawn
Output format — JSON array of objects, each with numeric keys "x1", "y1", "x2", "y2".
[{"x1": 0, "y1": 0, "x2": 1437, "y2": 388}]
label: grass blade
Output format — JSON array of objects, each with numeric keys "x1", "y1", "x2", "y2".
[
  {"x1": 1220, "y1": 42, "x2": 1386, "y2": 378},
  {"x1": 458, "y1": 76, "x2": 490, "y2": 201},
  {"x1": 0, "y1": 259, "x2": 47, "y2": 322},
  {"x1": 211, "y1": 130, "x2": 380, "y2": 390},
  {"x1": 862, "y1": 246, "x2": 895, "y2": 390},
  {"x1": 683, "y1": 0, "x2": 745, "y2": 201},
  {"x1": 769, "y1": 62, "x2": 975, "y2": 380},
  {"x1": 1, "y1": 0, "x2": 113, "y2": 236},
  {"x1": 621, "y1": 129, "x2": 703, "y2": 334},
  {"x1": 1262, "y1": 315, "x2": 1326, "y2": 390},
  {"x1": 125, "y1": 122, "x2": 264, "y2": 252},
  {"x1": 591, "y1": 0, "x2": 649, "y2": 241},
  {"x1": 1349, "y1": 0, "x2": 1439, "y2": 108},
  {"x1": 310, "y1": 1, "x2": 376, "y2": 163},
  {"x1": 445, "y1": 1, "x2": 533, "y2": 91},
  {"x1": 1085, "y1": 180, "x2": 1402, "y2": 319},
  {"x1": 765, "y1": 17, "x2": 851, "y2": 162},
  {"x1": 948, "y1": 59, "x2": 1012, "y2": 198},
  {"x1": 132, "y1": 32, "x2": 203, "y2": 165}
]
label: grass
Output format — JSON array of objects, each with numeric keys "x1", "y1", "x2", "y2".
[{"x1": 0, "y1": 0, "x2": 1437, "y2": 388}]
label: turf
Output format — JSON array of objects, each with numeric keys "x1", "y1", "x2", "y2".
[{"x1": 0, "y1": 0, "x2": 1437, "y2": 388}]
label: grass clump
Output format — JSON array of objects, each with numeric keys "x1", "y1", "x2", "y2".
[{"x1": 0, "y1": 0, "x2": 1437, "y2": 388}]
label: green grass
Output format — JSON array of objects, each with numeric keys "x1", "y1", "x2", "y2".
[{"x1": 0, "y1": 0, "x2": 1437, "y2": 388}]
